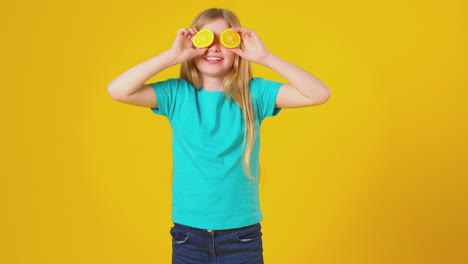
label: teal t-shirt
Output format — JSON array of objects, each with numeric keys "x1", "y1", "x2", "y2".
[{"x1": 149, "y1": 77, "x2": 283, "y2": 230}]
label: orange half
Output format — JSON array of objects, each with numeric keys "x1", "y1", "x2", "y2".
[
  {"x1": 220, "y1": 29, "x2": 241, "y2": 49},
  {"x1": 192, "y1": 29, "x2": 214, "y2": 48}
]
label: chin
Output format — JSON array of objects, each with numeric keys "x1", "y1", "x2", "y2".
[
  {"x1": 197, "y1": 67, "x2": 229, "y2": 77},
  {"x1": 205, "y1": 72, "x2": 229, "y2": 78}
]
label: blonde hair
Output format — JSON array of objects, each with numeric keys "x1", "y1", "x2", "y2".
[{"x1": 180, "y1": 8, "x2": 258, "y2": 181}]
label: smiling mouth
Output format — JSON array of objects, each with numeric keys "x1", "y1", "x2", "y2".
[
  {"x1": 204, "y1": 57, "x2": 224, "y2": 65},
  {"x1": 204, "y1": 57, "x2": 223, "y2": 61}
]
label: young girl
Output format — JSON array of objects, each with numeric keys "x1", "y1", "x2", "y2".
[{"x1": 107, "y1": 7, "x2": 330, "y2": 264}]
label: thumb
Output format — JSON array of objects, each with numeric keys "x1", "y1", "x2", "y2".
[
  {"x1": 229, "y1": 48, "x2": 244, "y2": 57},
  {"x1": 195, "y1": 47, "x2": 208, "y2": 56}
]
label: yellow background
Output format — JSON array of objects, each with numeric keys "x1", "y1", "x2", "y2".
[{"x1": 2, "y1": 0, "x2": 467, "y2": 263}]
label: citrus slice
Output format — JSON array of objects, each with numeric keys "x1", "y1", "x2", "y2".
[
  {"x1": 220, "y1": 29, "x2": 241, "y2": 48},
  {"x1": 192, "y1": 29, "x2": 214, "y2": 48}
]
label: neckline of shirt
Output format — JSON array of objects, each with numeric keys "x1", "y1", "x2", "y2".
[{"x1": 200, "y1": 88, "x2": 224, "y2": 93}]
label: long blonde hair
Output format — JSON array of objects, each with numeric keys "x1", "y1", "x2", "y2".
[{"x1": 180, "y1": 8, "x2": 258, "y2": 181}]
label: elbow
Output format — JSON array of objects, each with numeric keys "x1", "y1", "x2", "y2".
[
  {"x1": 107, "y1": 85, "x2": 117, "y2": 100},
  {"x1": 319, "y1": 87, "x2": 331, "y2": 104},
  {"x1": 107, "y1": 84, "x2": 123, "y2": 101}
]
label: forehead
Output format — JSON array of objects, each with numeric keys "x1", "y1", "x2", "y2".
[{"x1": 200, "y1": 19, "x2": 230, "y2": 35}]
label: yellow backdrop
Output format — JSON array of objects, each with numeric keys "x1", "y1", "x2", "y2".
[{"x1": 2, "y1": 0, "x2": 467, "y2": 263}]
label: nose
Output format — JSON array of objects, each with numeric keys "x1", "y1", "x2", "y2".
[{"x1": 208, "y1": 36, "x2": 221, "y2": 52}]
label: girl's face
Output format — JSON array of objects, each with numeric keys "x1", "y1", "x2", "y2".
[{"x1": 194, "y1": 18, "x2": 236, "y2": 80}]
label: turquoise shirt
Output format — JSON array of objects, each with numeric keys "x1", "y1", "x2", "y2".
[{"x1": 149, "y1": 77, "x2": 283, "y2": 229}]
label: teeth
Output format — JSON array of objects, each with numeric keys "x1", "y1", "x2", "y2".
[{"x1": 206, "y1": 57, "x2": 222, "y2": 61}]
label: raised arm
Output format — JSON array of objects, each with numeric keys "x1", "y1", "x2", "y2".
[
  {"x1": 107, "y1": 28, "x2": 208, "y2": 107},
  {"x1": 230, "y1": 27, "x2": 331, "y2": 108}
]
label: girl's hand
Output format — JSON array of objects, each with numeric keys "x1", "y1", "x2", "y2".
[
  {"x1": 169, "y1": 28, "x2": 207, "y2": 64},
  {"x1": 229, "y1": 28, "x2": 272, "y2": 65}
]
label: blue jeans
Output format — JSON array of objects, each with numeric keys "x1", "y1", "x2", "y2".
[{"x1": 170, "y1": 222, "x2": 264, "y2": 264}]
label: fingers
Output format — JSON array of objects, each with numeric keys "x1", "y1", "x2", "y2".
[
  {"x1": 176, "y1": 28, "x2": 189, "y2": 42},
  {"x1": 187, "y1": 28, "x2": 198, "y2": 36},
  {"x1": 231, "y1": 27, "x2": 255, "y2": 36},
  {"x1": 177, "y1": 28, "x2": 199, "y2": 41},
  {"x1": 231, "y1": 27, "x2": 247, "y2": 33},
  {"x1": 177, "y1": 28, "x2": 189, "y2": 36}
]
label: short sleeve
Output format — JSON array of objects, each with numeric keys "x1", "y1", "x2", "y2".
[
  {"x1": 148, "y1": 78, "x2": 180, "y2": 119},
  {"x1": 250, "y1": 77, "x2": 284, "y2": 122}
]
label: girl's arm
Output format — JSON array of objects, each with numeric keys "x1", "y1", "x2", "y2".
[
  {"x1": 230, "y1": 28, "x2": 331, "y2": 108},
  {"x1": 107, "y1": 28, "x2": 207, "y2": 106},
  {"x1": 107, "y1": 49, "x2": 178, "y2": 100},
  {"x1": 259, "y1": 52, "x2": 331, "y2": 107}
]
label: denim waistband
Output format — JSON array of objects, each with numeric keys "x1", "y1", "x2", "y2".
[{"x1": 173, "y1": 222, "x2": 260, "y2": 234}]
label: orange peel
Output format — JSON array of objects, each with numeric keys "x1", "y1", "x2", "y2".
[
  {"x1": 192, "y1": 29, "x2": 214, "y2": 48},
  {"x1": 220, "y1": 28, "x2": 241, "y2": 49}
]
